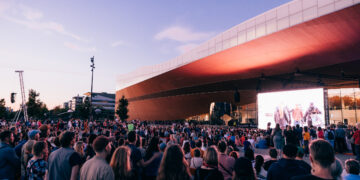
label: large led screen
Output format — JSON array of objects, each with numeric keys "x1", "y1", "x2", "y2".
[{"x1": 257, "y1": 88, "x2": 325, "y2": 129}]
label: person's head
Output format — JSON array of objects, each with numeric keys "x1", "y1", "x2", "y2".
[
  {"x1": 127, "y1": 131, "x2": 136, "y2": 143},
  {"x1": 203, "y1": 146, "x2": 218, "y2": 167},
  {"x1": 269, "y1": 149, "x2": 278, "y2": 159},
  {"x1": 0, "y1": 130, "x2": 13, "y2": 144},
  {"x1": 345, "y1": 159, "x2": 360, "y2": 175},
  {"x1": 88, "y1": 134, "x2": 97, "y2": 145},
  {"x1": 296, "y1": 148, "x2": 305, "y2": 159},
  {"x1": 282, "y1": 144, "x2": 298, "y2": 159},
  {"x1": 183, "y1": 142, "x2": 190, "y2": 154},
  {"x1": 304, "y1": 126, "x2": 308, "y2": 132},
  {"x1": 217, "y1": 141, "x2": 227, "y2": 153},
  {"x1": 110, "y1": 146, "x2": 132, "y2": 179},
  {"x1": 157, "y1": 145, "x2": 191, "y2": 180},
  {"x1": 318, "y1": 127, "x2": 322, "y2": 131},
  {"x1": 39, "y1": 125, "x2": 49, "y2": 138},
  {"x1": 24, "y1": 140, "x2": 36, "y2": 154},
  {"x1": 329, "y1": 158, "x2": 343, "y2": 179},
  {"x1": 74, "y1": 141, "x2": 84, "y2": 155},
  {"x1": 244, "y1": 148, "x2": 254, "y2": 161},
  {"x1": 229, "y1": 151, "x2": 239, "y2": 159},
  {"x1": 93, "y1": 135, "x2": 111, "y2": 155},
  {"x1": 196, "y1": 140, "x2": 202, "y2": 148},
  {"x1": 145, "y1": 136, "x2": 160, "y2": 159},
  {"x1": 60, "y1": 131, "x2": 75, "y2": 147},
  {"x1": 32, "y1": 141, "x2": 48, "y2": 158},
  {"x1": 233, "y1": 157, "x2": 256, "y2": 180},
  {"x1": 309, "y1": 139, "x2": 335, "y2": 169},
  {"x1": 28, "y1": 130, "x2": 40, "y2": 140},
  {"x1": 275, "y1": 123, "x2": 280, "y2": 130},
  {"x1": 194, "y1": 149, "x2": 201, "y2": 158},
  {"x1": 255, "y1": 155, "x2": 264, "y2": 174}
]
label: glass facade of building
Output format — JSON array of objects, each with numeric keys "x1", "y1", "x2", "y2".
[{"x1": 328, "y1": 88, "x2": 360, "y2": 125}]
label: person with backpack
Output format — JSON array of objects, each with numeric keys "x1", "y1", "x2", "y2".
[{"x1": 325, "y1": 127, "x2": 335, "y2": 148}]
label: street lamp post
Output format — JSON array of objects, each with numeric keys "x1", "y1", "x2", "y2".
[{"x1": 90, "y1": 56, "x2": 95, "y2": 121}]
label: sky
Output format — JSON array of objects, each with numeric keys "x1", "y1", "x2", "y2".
[{"x1": 0, "y1": 0, "x2": 292, "y2": 110}]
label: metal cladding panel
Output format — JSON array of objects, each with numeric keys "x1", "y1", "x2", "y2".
[{"x1": 116, "y1": 4, "x2": 360, "y2": 121}]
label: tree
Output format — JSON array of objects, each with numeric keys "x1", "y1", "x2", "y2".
[
  {"x1": 0, "y1": 99, "x2": 7, "y2": 119},
  {"x1": 27, "y1": 89, "x2": 48, "y2": 119},
  {"x1": 116, "y1": 95, "x2": 129, "y2": 122}
]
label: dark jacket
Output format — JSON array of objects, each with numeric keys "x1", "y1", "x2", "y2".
[
  {"x1": 0, "y1": 142, "x2": 21, "y2": 180},
  {"x1": 267, "y1": 158, "x2": 309, "y2": 180}
]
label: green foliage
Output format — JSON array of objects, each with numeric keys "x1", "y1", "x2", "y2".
[
  {"x1": 26, "y1": 89, "x2": 48, "y2": 119},
  {"x1": 116, "y1": 95, "x2": 129, "y2": 122}
]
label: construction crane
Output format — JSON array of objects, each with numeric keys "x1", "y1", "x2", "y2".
[{"x1": 13, "y1": 70, "x2": 29, "y2": 122}]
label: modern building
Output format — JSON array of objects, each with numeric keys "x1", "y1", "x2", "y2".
[
  {"x1": 70, "y1": 95, "x2": 84, "y2": 111},
  {"x1": 84, "y1": 92, "x2": 115, "y2": 111},
  {"x1": 116, "y1": 0, "x2": 360, "y2": 125},
  {"x1": 63, "y1": 102, "x2": 69, "y2": 109}
]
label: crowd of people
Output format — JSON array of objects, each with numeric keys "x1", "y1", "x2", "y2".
[{"x1": 0, "y1": 119, "x2": 360, "y2": 180}]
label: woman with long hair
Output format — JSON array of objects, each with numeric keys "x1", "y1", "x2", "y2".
[
  {"x1": 144, "y1": 137, "x2": 163, "y2": 180},
  {"x1": 233, "y1": 157, "x2": 256, "y2": 180},
  {"x1": 110, "y1": 146, "x2": 135, "y2": 180},
  {"x1": 183, "y1": 141, "x2": 191, "y2": 165},
  {"x1": 194, "y1": 146, "x2": 224, "y2": 180},
  {"x1": 271, "y1": 123, "x2": 283, "y2": 156},
  {"x1": 157, "y1": 144, "x2": 191, "y2": 180}
]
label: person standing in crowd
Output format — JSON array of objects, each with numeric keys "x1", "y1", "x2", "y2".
[
  {"x1": 190, "y1": 149, "x2": 203, "y2": 169},
  {"x1": 217, "y1": 141, "x2": 235, "y2": 180},
  {"x1": 292, "y1": 139, "x2": 335, "y2": 180},
  {"x1": 263, "y1": 149, "x2": 278, "y2": 171},
  {"x1": 183, "y1": 142, "x2": 192, "y2": 165},
  {"x1": 0, "y1": 130, "x2": 20, "y2": 180},
  {"x1": 48, "y1": 131, "x2": 81, "y2": 180},
  {"x1": 74, "y1": 141, "x2": 86, "y2": 166},
  {"x1": 335, "y1": 124, "x2": 346, "y2": 153},
  {"x1": 143, "y1": 137, "x2": 163, "y2": 180},
  {"x1": 295, "y1": 148, "x2": 311, "y2": 173},
  {"x1": 267, "y1": 144, "x2": 308, "y2": 180},
  {"x1": 353, "y1": 123, "x2": 360, "y2": 161},
  {"x1": 21, "y1": 140, "x2": 36, "y2": 180},
  {"x1": 80, "y1": 136, "x2": 114, "y2": 180},
  {"x1": 110, "y1": 146, "x2": 135, "y2": 180},
  {"x1": 255, "y1": 155, "x2": 267, "y2": 179},
  {"x1": 157, "y1": 145, "x2": 192, "y2": 180},
  {"x1": 233, "y1": 157, "x2": 256, "y2": 180},
  {"x1": 27, "y1": 141, "x2": 48, "y2": 180},
  {"x1": 343, "y1": 159, "x2": 360, "y2": 180},
  {"x1": 285, "y1": 126, "x2": 298, "y2": 146},
  {"x1": 194, "y1": 146, "x2": 224, "y2": 180},
  {"x1": 271, "y1": 124, "x2": 283, "y2": 157},
  {"x1": 84, "y1": 134, "x2": 97, "y2": 160},
  {"x1": 325, "y1": 126, "x2": 335, "y2": 148},
  {"x1": 318, "y1": 127, "x2": 324, "y2": 139},
  {"x1": 127, "y1": 131, "x2": 143, "y2": 180},
  {"x1": 303, "y1": 126, "x2": 311, "y2": 157}
]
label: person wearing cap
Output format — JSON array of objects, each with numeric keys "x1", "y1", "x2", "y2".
[{"x1": 80, "y1": 136, "x2": 114, "y2": 180}]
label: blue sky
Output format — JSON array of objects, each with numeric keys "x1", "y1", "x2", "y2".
[{"x1": 0, "y1": 0, "x2": 291, "y2": 109}]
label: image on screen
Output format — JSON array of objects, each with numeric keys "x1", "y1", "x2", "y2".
[{"x1": 257, "y1": 88, "x2": 325, "y2": 129}]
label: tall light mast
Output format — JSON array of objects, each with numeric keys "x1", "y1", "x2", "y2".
[{"x1": 15, "y1": 70, "x2": 29, "y2": 122}]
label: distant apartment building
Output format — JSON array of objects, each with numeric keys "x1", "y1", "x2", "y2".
[
  {"x1": 63, "y1": 102, "x2": 69, "y2": 109},
  {"x1": 84, "y1": 92, "x2": 115, "y2": 111},
  {"x1": 70, "y1": 95, "x2": 84, "y2": 111}
]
